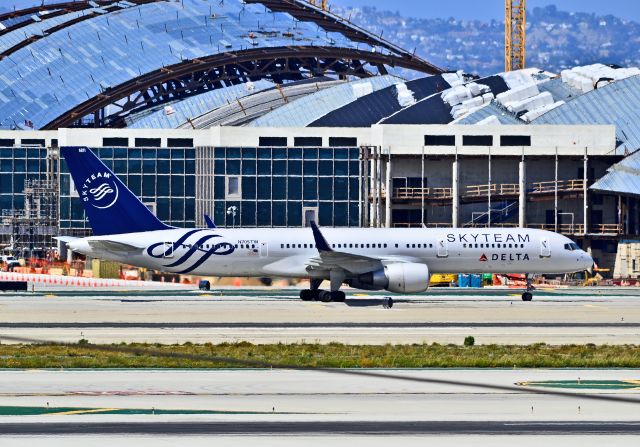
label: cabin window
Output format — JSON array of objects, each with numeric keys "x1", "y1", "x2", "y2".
[
  {"x1": 384, "y1": 244, "x2": 388, "y2": 248},
  {"x1": 429, "y1": 244, "x2": 433, "y2": 248}
]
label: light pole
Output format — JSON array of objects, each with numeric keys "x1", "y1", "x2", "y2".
[{"x1": 226, "y1": 206, "x2": 238, "y2": 228}]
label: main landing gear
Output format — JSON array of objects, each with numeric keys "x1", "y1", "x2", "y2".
[
  {"x1": 521, "y1": 275, "x2": 535, "y2": 301},
  {"x1": 299, "y1": 289, "x2": 346, "y2": 302},
  {"x1": 300, "y1": 278, "x2": 346, "y2": 303}
]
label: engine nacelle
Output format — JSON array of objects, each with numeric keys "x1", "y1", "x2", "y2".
[{"x1": 349, "y1": 263, "x2": 430, "y2": 294}]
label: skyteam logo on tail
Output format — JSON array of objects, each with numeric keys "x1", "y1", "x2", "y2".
[{"x1": 80, "y1": 171, "x2": 119, "y2": 209}]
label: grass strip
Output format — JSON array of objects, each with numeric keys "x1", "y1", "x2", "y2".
[{"x1": 0, "y1": 342, "x2": 638, "y2": 368}]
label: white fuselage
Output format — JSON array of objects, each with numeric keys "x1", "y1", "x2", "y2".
[{"x1": 69, "y1": 227, "x2": 592, "y2": 279}]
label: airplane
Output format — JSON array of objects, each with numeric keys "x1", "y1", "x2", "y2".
[{"x1": 59, "y1": 146, "x2": 593, "y2": 303}]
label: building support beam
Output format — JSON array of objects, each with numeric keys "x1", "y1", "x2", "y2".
[
  {"x1": 385, "y1": 150, "x2": 392, "y2": 228},
  {"x1": 583, "y1": 149, "x2": 589, "y2": 236},
  {"x1": 371, "y1": 147, "x2": 378, "y2": 228},
  {"x1": 421, "y1": 146, "x2": 425, "y2": 226},
  {"x1": 361, "y1": 147, "x2": 370, "y2": 227},
  {"x1": 452, "y1": 157, "x2": 459, "y2": 228},
  {"x1": 554, "y1": 147, "x2": 559, "y2": 232},
  {"x1": 518, "y1": 157, "x2": 526, "y2": 228}
]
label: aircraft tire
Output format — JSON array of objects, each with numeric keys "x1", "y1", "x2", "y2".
[
  {"x1": 331, "y1": 291, "x2": 346, "y2": 302},
  {"x1": 300, "y1": 290, "x2": 314, "y2": 301},
  {"x1": 521, "y1": 292, "x2": 533, "y2": 302},
  {"x1": 319, "y1": 291, "x2": 333, "y2": 303}
]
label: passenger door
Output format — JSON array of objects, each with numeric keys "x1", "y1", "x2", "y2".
[
  {"x1": 260, "y1": 241, "x2": 269, "y2": 258},
  {"x1": 437, "y1": 238, "x2": 448, "y2": 258},
  {"x1": 540, "y1": 238, "x2": 551, "y2": 258}
]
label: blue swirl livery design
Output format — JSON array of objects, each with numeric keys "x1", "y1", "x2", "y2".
[
  {"x1": 81, "y1": 172, "x2": 119, "y2": 209},
  {"x1": 146, "y1": 230, "x2": 235, "y2": 274}
]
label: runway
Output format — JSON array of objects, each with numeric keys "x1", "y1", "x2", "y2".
[
  {"x1": 2, "y1": 420, "x2": 640, "y2": 435},
  {"x1": 1, "y1": 288, "x2": 639, "y2": 443},
  {"x1": 0, "y1": 369, "x2": 639, "y2": 440},
  {"x1": 0, "y1": 287, "x2": 639, "y2": 344}
]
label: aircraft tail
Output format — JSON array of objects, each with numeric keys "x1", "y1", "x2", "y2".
[{"x1": 60, "y1": 146, "x2": 171, "y2": 236}]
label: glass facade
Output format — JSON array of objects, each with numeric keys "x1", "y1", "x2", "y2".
[
  {"x1": 197, "y1": 146, "x2": 361, "y2": 228},
  {"x1": 0, "y1": 146, "x2": 49, "y2": 213},
  {"x1": 59, "y1": 147, "x2": 196, "y2": 233}
]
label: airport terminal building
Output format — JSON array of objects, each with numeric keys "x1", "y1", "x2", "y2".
[{"x1": 0, "y1": 0, "x2": 639, "y2": 274}]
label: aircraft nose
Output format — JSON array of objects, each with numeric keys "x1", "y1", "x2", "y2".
[{"x1": 582, "y1": 251, "x2": 594, "y2": 273}]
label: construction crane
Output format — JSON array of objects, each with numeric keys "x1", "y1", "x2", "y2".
[
  {"x1": 505, "y1": 0, "x2": 526, "y2": 72},
  {"x1": 309, "y1": 0, "x2": 328, "y2": 10}
]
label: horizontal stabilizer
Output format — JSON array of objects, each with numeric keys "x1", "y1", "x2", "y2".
[{"x1": 88, "y1": 240, "x2": 145, "y2": 253}]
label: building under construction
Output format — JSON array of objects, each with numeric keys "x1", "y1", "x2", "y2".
[{"x1": 0, "y1": 1, "x2": 639, "y2": 275}]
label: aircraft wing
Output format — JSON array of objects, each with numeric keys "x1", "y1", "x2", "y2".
[
  {"x1": 87, "y1": 239, "x2": 145, "y2": 254},
  {"x1": 307, "y1": 222, "x2": 416, "y2": 275},
  {"x1": 306, "y1": 250, "x2": 383, "y2": 274}
]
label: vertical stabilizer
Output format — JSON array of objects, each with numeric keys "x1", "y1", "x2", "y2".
[{"x1": 61, "y1": 146, "x2": 171, "y2": 236}]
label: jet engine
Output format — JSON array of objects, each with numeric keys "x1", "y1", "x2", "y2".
[{"x1": 348, "y1": 263, "x2": 430, "y2": 294}]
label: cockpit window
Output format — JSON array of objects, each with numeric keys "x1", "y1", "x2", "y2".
[{"x1": 564, "y1": 243, "x2": 581, "y2": 251}]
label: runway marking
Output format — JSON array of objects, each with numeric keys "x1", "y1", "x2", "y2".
[
  {"x1": 51, "y1": 408, "x2": 119, "y2": 416},
  {"x1": 518, "y1": 380, "x2": 640, "y2": 390},
  {"x1": 0, "y1": 406, "x2": 298, "y2": 416}
]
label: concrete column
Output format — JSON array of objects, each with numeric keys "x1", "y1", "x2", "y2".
[
  {"x1": 452, "y1": 158, "x2": 459, "y2": 228},
  {"x1": 385, "y1": 151, "x2": 392, "y2": 228},
  {"x1": 362, "y1": 148, "x2": 370, "y2": 227},
  {"x1": 518, "y1": 158, "x2": 526, "y2": 228},
  {"x1": 378, "y1": 147, "x2": 384, "y2": 228},
  {"x1": 583, "y1": 150, "x2": 589, "y2": 235},
  {"x1": 635, "y1": 198, "x2": 640, "y2": 236},
  {"x1": 487, "y1": 149, "x2": 492, "y2": 226},
  {"x1": 421, "y1": 146, "x2": 425, "y2": 226},
  {"x1": 554, "y1": 147, "x2": 559, "y2": 232},
  {"x1": 371, "y1": 147, "x2": 378, "y2": 228}
]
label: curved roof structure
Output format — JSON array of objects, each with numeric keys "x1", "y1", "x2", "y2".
[
  {"x1": 309, "y1": 75, "x2": 451, "y2": 128},
  {"x1": 246, "y1": 75, "x2": 401, "y2": 127},
  {"x1": 178, "y1": 78, "x2": 346, "y2": 128},
  {"x1": 534, "y1": 75, "x2": 640, "y2": 154},
  {"x1": 0, "y1": 0, "x2": 442, "y2": 130},
  {"x1": 126, "y1": 79, "x2": 275, "y2": 128}
]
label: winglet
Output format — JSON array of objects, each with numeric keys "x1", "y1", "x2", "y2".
[
  {"x1": 310, "y1": 221, "x2": 332, "y2": 252},
  {"x1": 204, "y1": 214, "x2": 217, "y2": 229}
]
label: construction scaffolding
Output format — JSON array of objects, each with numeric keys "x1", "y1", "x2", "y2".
[{"x1": 0, "y1": 148, "x2": 59, "y2": 259}]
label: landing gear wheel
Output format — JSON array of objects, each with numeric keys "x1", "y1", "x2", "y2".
[
  {"x1": 300, "y1": 289, "x2": 314, "y2": 301},
  {"x1": 318, "y1": 291, "x2": 333, "y2": 303},
  {"x1": 330, "y1": 291, "x2": 346, "y2": 302},
  {"x1": 521, "y1": 292, "x2": 533, "y2": 302}
]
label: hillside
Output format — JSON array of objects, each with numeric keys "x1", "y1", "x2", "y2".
[{"x1": 335, "y1": 4, "x2": 640, "y2": 75}]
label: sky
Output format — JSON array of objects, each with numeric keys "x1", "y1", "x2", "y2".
[{"x1": 329, "y1": 0, "x2": 640, "y2": 23}]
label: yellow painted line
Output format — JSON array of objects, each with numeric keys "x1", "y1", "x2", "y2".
[
  {"x1": 44, "y1": 294, "x2": 57, "y2": 298},
  {"x1": 353, "y1": 294, "x2": 369, "y2": 297},
  {"x1": 509, "y1": 294, "x2": 521, "y2": 297},
  {"x1": 625, "y1": 380, "x2": 640, "y2": 385},
  {"x1": 50, "y1": 408, "x2": 119, "y2": 416}
]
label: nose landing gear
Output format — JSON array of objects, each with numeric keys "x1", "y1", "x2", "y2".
[{"x1": 521, "y1": 275, "x2": 535, "y2": 301}]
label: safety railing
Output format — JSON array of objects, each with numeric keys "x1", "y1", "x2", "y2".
[
  {"x1": 393, "y1": 187, "x2": 453, "y2": 200},
  {"x1": 465, "y1": 183, "x2": 519, "y2": 197},
  {"x1": 530, "y1": 179, "x2": 585, "y2": 194}
]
